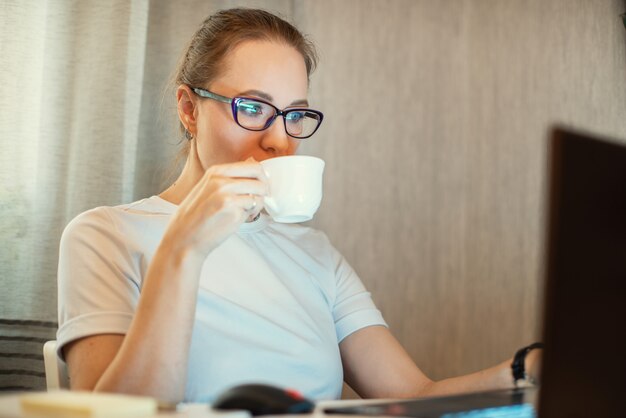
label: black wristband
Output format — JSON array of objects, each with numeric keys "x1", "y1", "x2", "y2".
[{"x1": 511, "y1": 342, "x2": 544, "y2": 387}]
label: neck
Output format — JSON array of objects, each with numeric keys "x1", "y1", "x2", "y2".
[{"x1": 159, "y1": 148, "x2": 204, "y2": 205}]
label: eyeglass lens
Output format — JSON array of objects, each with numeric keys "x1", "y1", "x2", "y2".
[{"x1": 236, "y1": 99, "x2": 321, "y2": 138}]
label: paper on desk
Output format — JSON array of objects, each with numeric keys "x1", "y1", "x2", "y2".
[{"x1": 20, "y1": 390, "x2": 157, "y2": 418}]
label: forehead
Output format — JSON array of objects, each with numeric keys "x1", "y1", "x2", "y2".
[{"x1": 212, "y1": 40, "x2": 309, "y2": 106}]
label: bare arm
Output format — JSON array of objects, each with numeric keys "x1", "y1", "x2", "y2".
[
  {"x1": 340, "y1": 326, "x2": 432, "y2": 398},
  {"x1": 340, "y1": 326, "x2": 540, "y2": 399},
  {"x1": 63, "y1": 161, "x2": 267, "y2": 403},
  {"x1": 65, "y1": 242, "x2": 204, "y2": 402}
]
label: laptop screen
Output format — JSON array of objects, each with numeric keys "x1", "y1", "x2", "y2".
[{"x1": 538, "y1": 127, "x2": 626, "y2": 417}]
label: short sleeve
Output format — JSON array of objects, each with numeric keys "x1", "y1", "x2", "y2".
[
  {"x1": 332, "y1": 252, "x2": 387, "y2": 343},
  {"x1": 56, "y1": 208, "x2": 140, "y2": 359}
]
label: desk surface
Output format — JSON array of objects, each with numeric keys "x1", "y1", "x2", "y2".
[
  {"x1": 0, "y1": 390, "x2": 536, "y2": 418},
  {"x1": 0, "y1": 393, "x2": 372, "y2": 418}
]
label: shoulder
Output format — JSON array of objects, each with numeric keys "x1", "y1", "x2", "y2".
[
  {"x1": 65, "y1": 197, "x2": 170, "y2": 228},
  {"x1": 62, "y1": 206, "x2": 117, "y2": 241},
  {"x1": 61, "y1": 197, "x2": 167, "y2": 245}
]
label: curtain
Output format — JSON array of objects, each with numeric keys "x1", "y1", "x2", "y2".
[
  {"x1": 0, "y1": 0, "x2": 292, "y2": 392},
  {"x1": 0, "y1": 0, "x2": 151, "y2": 391}
]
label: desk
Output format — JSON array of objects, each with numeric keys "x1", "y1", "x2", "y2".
[
  {"x1": 0, "y1": 390, "x2": 536, "y2": 418},
  {"x1": 0, "y1": 394, "x2": 375, "y2": 418}
]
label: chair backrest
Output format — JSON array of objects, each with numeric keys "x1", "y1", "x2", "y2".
[{"x1": 43, "y1": 340, "x2": 69, "y2": 390}]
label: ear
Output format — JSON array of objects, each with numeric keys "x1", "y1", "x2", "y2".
[{"x1": 177, "y1": 85, "x2": 198, "y2": 135}]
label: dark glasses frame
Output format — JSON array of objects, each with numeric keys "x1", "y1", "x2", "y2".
[{"x1": 191, "y1": 87, "x2": 324, "y2": 139}]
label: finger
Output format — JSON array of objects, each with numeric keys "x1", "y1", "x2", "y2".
[
  {"x1": 245, "y1": 193, "x2": 258, "y2": 212},
  {"x1": 211, "y1": 177, "x2": 268, "y2": 197},
  {"x1": 244, "y1": 194, "x2": 264, "y2": 222},
  {"x1": 226, "y1": 193, "x2": 259, "y2": 214},
  {"x1": 242, "y1": 157, "x2": 269, "y2": 182},
  {"x1": 209, "y1": 160, "x2": 268, "y2": 182}
]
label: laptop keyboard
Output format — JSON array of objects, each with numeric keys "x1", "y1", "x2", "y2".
[{"x1": 441, "y1": 403, "x2": 535, "y2": 418}]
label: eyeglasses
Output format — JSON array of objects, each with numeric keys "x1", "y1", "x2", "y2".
[{"x1": 191, "y1": 87, "x2": 324, "y2": 139}]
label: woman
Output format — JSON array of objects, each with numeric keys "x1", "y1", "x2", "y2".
[{"x1": 57, "y1": 8, "x2": 540, "y2": 403}]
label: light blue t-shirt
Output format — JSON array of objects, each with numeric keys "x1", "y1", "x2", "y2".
[{"x1": 57, "y1": 196, "x2": 387, "y2": 401}]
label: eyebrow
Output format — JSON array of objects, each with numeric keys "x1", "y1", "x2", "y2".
[{"x1": 238, "y1": 89, "x2": 309, "y2": 107}]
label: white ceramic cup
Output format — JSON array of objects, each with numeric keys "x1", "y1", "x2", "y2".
[{"x1": 260, "y1": 155, "x2": 325, "y2": 223}]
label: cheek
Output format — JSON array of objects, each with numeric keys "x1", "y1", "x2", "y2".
[
  {"x1": 226, "y1": 129, "x2": 261, "y2": 158},
  {"x1": 198, "y1": 121, "x2": 260, "y2": 165},
  {"x1": 288, "y1": 140, "x2": 300, "y2": 154},
  {"x1": 195, "y1": 104, "x2": 236, "y2": 160}
]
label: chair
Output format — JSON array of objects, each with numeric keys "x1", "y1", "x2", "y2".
[{"x1": 43, "y1": 340, "x2": 70, "y2": 390}]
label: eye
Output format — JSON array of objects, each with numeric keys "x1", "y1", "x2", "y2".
[
  {"x1": 286, "y1": 111, "x2": 305, "y2": 123},
  {"x1": 238, "y1": 101, "x2": 264, "y2": 117}
]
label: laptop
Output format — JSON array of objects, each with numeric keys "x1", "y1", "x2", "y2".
[{"x1": 324, "y1": 127, "x2": 626, "y2": 418}]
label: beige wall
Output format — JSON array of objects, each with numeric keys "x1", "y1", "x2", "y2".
[
  {"x1": 296, "y1": 0, "x2": 626, "y2": 395},
  {"x1": 140, "y1": 0, "x2": 626, "y2": 397}
]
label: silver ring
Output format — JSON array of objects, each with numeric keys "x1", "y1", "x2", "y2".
[{"x1": 248, "y1": 194, "x2": 257, "y2": 211}]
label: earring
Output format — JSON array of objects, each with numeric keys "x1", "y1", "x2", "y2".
[{"x1": 185, "y1": 129, "x2": 194, "y2": 140}]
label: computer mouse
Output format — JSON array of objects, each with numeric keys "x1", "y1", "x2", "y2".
[{"x1": 212, "y1": 383, "x2": 315, "y2": 416}]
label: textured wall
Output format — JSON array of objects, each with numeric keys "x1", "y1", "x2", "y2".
[{"x1": 295, "y1": 0, "x2": 626, "y2": 394}]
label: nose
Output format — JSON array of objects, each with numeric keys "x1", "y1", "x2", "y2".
[{"x1": 259, "y1": 117, "x2": 290, "y2": 155}]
